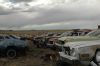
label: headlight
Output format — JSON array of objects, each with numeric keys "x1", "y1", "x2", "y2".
[
  {"x1": 63, "y1": 47, "x2": 70, "y2": 55},
  {"x1": 70, "y1": 48, "x2": 76, "y2": 56}
]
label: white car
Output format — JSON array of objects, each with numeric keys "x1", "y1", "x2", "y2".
[{"x1": 59, "y1": 40, "x2": 100, "y2": 66}]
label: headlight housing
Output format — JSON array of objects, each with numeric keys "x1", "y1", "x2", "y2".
[
  {"x1": 70, "y1": 48, "x2": 76, "y2": 56},
  {"x1": 63, "y1": 47, "x2": 70, "y2": 55}
]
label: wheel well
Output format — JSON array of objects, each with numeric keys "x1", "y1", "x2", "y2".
[
  {"x1": 90, "y1": 48, "x2": 100, "y2": 61},
  {"x1": 92, "y1": 48, "x2": 100, "y2": 59},
  {"x1": 91, "y1": 48, "x2": 100, "y2": 65}
]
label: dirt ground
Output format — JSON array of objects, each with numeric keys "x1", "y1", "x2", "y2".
[{"x1": 0, "y1": 46, "x2": 56, "y2": 66}]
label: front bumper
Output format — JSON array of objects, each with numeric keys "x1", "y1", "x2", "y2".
[{"x1": 59, "y1": 52, "x2": 78, "y2": 64}]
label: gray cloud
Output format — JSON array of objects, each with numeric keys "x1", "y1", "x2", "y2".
[
  {"x1": 0, "y1": 0, "x2": 100, "y2": 30},
  {"x1": 0, "y1": 6, "x2": 14, "y2": 15}
]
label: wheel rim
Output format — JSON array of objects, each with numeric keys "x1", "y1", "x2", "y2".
[
  {"x1": 7, "y1": 49, "x2": 16, "y2": 58},
  {"x1": 96, "y1": 51, "x2": 100, "y2": 65}
]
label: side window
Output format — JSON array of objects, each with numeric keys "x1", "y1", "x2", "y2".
[
  {"x1": 0, "y1": 36, "x2": 4, "y2": 39},
  {"x1": 5, "y1": 36, "x2": 10, "y2": 39},
  {"x1": 0, "y1": 40, "x2": 8, "y2": 45},
  {"x1": 0, "y1": 40, "x2": 4, "y2": 44}
]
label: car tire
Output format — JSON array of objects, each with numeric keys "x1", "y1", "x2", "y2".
[
  {"x1": 94, "y1": 50, "x2": 100, "y2": 66},
  {"x1": 6, "y1": 49, "x2": 17, "y2": 59}
]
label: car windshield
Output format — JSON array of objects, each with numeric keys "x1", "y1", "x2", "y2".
[
  {"x1": 48, "y1": 33, "x2": 54, "y2": 36},
  {"x1": 86, "y1": 30, "x2": 100, "y2": 36},
  {"x1": 9, "y1": 35, "x2": 18, "y2": 39},
  {"x1": 56, "y1": 40, "x2": 65, "y2": 45}
]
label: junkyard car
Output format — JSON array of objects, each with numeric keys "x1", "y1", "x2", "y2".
[
  {"x1": 0, "y1": 39, "x2": 28, "y2": 58},
  {"x1": 55, "y1": 36, "x2": 100, "y2": 52},
  {"x1": 59, "y1": 40, "x2": 100, "y2": 66}
]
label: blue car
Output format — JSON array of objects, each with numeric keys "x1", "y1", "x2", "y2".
[{"x1": 0, "y1": 39, "x2": 28, "y2": 58}]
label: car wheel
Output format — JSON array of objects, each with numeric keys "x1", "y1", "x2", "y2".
[
  {"x1": 6, "y1": 49, "x2": 17, "y2": 59},
  {"x1": 95, "y1": 50, "x2": 100, "y2": 66}
]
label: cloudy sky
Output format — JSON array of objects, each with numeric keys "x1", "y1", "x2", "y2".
[{"x1": 0, "y1": 0, "x2": 100, "y2": 30}]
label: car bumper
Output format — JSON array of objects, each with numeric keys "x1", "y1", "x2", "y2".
[{"x1": 59, "y1": 52, "x2": 78, "y2": 64}]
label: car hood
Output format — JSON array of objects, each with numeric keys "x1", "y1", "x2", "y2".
[
  {"x1": 58, "y1": 36, "x2": 100, "y2": 42},
  {"x1": 64, "y1": 40, "x2": 100, "y2": 49}
]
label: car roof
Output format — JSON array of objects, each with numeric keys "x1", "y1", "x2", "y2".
[{"x1": 2, "y1": 39, "x2": 24, "y2": 43}]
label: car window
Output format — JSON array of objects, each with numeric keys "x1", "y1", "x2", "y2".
[
  {"x1": 0, "y1": 40, "x2": 9, "y2": 45},
  {"x1": 57, "y1": 40, "x2": 65, "y2": 45},
  {"x1": 9, "y1": 35, "x2": 17, "y2": 39},
  {"x1": 5, "y1": 36, "x2": 10, "y2": 39},
  {"x1": 48, "y1": 34, "x2": 54, "y2": 36},
  {"x1": 0, "y1": 36, "x2": 4, "y2": 39},
  {"x1": 0, "y1": 40, "x2": 4, "y2": 45}
]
